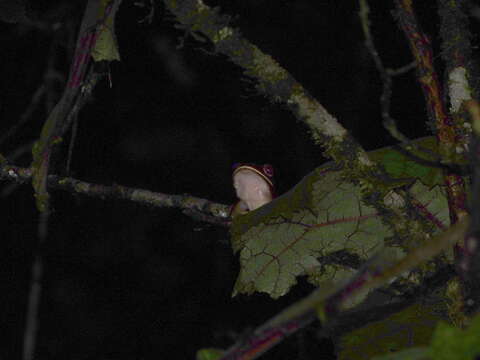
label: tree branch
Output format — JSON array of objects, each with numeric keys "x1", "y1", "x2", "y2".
[
  {"x1": 161, "y1": 0, "x2": 444, "y2": 260},
  {"x1": 0, "y1": 163, "x2": 231, "y2": 225},
  {"x1": 395, "y1": 0, "x2": 469, "y2": 224}
]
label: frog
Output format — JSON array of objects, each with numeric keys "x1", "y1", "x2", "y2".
[{"x1": 230, "y1": 163, "x2": 276, "y2": 218}]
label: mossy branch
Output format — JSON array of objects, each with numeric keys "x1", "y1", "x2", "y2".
[
  {"x1": 161, "y1": 0, "x2": 443, "y2": 256},
  {"x1": 0, "y1": 163, "x2": 230, "y2": 225}
]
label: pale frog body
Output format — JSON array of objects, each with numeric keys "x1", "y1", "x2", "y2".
[{"x1": 230, "y1": 163, "x2": 276, "y2": 217}]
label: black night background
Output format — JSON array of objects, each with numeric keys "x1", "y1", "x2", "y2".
[{"x1": 1, "y1": 0, "x2": 479, "y2": 359}]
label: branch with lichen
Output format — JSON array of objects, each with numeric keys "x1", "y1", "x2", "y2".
[
  {"x1": 161, "y1": 0, "x2": 443, "y2": 255},
  {"x1": 0, "y1": 163, "x2": 230, "y2": 225},
  {"x1": 436, "y1": 0, "x2": 479, "y2": 324},
  {"x1": 438, "y1": 0, "x2": 477, "y2": 119},
  {"x1": 395, "y1": 0, "x2": 469, "y2": 225},
  {"x1": 437, "y1": 0, "x2": 477, "y2": 247},
  {"x1": 162, "y1": 0, "x2": 362, "y2": 165},
  {"x1": 395, "y1": 0, "x2": 478, "y2": 324}
]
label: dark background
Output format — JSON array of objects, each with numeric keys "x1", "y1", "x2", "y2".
[{"x1": 1, "y1": 0, "x2": 478, "y2": 359}]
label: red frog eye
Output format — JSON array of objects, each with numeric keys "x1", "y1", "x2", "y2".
[{"x1": 263, "y1": 164, "x2": 274, "y2": 178}]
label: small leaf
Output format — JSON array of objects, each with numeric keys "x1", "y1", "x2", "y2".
[
  {"x1": 91, "y1": 0, "x2": 122, "y2": 62},
  {"x1": 231, "y1": 165, "x2": 398, "y2": 299},
  {"x1": 368, "y1": 136, "x2": 444, "y2": 187}
]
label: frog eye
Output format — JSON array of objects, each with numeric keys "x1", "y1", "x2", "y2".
[{"x1": 263, "y1": 164, "x2": 274, "y2": 178}]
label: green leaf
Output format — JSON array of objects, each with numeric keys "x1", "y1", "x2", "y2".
[
  {"x1": 91, "y1": 0, "x2": 122, "y2": 62},
  {"x1": 338, "y1": 303, "x2": 442, "y2": 360},
  {"x1": 429, "y1": 314, "x2": 480, "y2": 360},
  {"x1": 368, "y1": 136, "x2": 444, "y2": 187},
  {"x1": 231, "y1": 165, "x2": 398, "y2": 298},
  {"x1": 230, "y1": 137, "x2": 451, "y2": 299},
  {"x1": 370, "y1": 312, "x2": 480, "y2": 360}
]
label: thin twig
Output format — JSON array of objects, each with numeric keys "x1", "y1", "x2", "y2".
[
  {"x1": 135, "y1": 0, "x2": 155, "y2": 24},
  {"x1": 0, "y1": 163, "x2": 231, "y2": 223},
  {"x1": 66, "y1": 116, "x2": 79, "y2": 176},
  {"x1": 0, "y1": 85, "x2": 46, "y2": 146},
  {"x1": 0, "y1": 30, "x2": 65, "y2": 147},
  {"x1": 22, "y1": 254, "x2": 43, "y2": 360},
  {"x1": 19, "y1": 24, "x2": 67, "y2": 360},
  {"x1": 359, "y1": 0, "x2": 441, "y2": 160}
]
